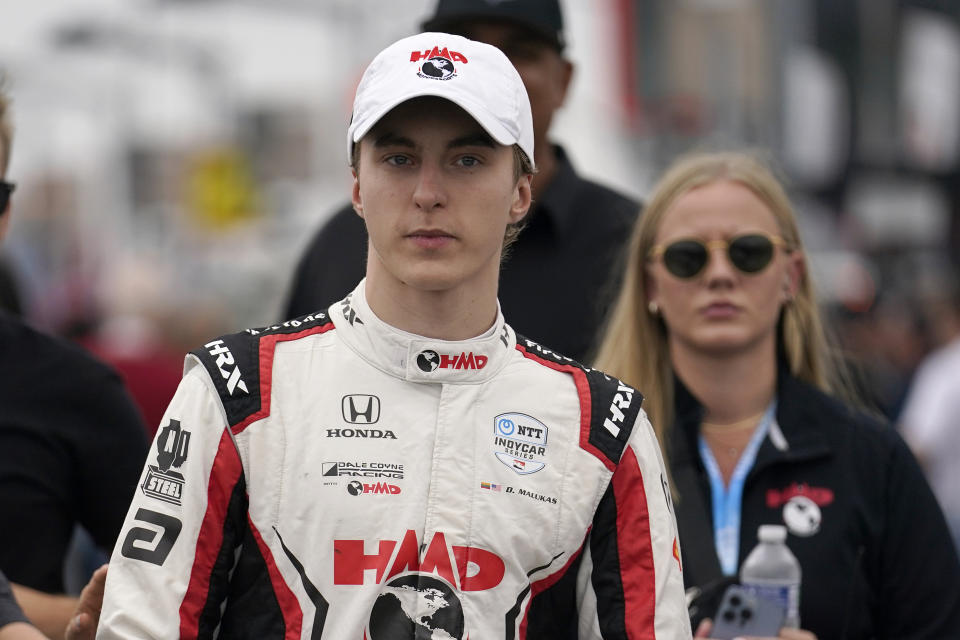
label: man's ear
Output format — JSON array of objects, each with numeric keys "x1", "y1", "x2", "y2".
[
  {"x1": 509, "y1": 174, "x2": 533, "y2": 224},
  {"x1": 351, "y1": 170, "x2": 364, "y2": 218}
]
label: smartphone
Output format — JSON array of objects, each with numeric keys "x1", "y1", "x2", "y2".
[{"x1": 710, "y1": 584, "x2": 785, "y2": 640}]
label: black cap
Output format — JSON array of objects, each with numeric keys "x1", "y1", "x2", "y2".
[{"x1": 422, "y1": 0, "x2": 565, "y2": 51}]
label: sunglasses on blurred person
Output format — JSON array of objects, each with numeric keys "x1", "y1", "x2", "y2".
[
  {"x1": 0, "y1": 181, "x2": 14, "y2": 212},
  {"x1": 649, "y1": 233, "x2": 787, "y2": 279}
]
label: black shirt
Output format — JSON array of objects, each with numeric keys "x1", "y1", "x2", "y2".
[
  {"x1": 0, "y1": 311, "x2": 149, "y2": 593},
  {"x1": 282, "y1": 145, "x2": 640, "y2": 362},
  {"x1": 672, "y1": 369, "x2": 960, "y2": 639},
  {"x1": 0, "y1": 570, "x2": 27, "y2": 628}
]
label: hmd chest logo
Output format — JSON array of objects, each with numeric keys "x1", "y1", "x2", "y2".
[
  {"x1": 416, "y1": 349, "x2": 488, "y2": 372},
  {"x1": 204, "y1": 339, "x2": 248, "y2": 395},
  {"x1": 141, "y1": 419, "x2": 191, "y2": 506}
]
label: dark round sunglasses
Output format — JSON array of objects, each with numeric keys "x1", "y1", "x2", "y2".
[
  {"x1": 649, "y1": 233, "x2": 787, "y2": 279},
  {"x1": 0, "y1": 181, "x2": 14, "y2": 212}
]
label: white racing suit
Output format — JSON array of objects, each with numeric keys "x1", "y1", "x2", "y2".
[{"x1": 98, "y1": 280, "x2": 690, "y2": 639}]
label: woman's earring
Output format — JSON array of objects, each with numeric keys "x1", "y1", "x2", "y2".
[{"x1": 648, "y1": 301, "x2": 659, "y2": 315}]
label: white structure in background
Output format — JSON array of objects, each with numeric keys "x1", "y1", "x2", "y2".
[
  {"x1": 900, "y1": 8, "x2": 960, "y2": 173},
  {"x1": 0, "y1": 0, "x2": 642, "y2": 331}
]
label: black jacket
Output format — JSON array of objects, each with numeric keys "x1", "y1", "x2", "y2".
[
  {"x1": 0, "y1": 311, "x2": 149, "y2": 592},
  {"x1": 671, "y1": 369, "x2": 960, "y2": 639},
  {"x1": 282, "y1": 145, "x2": 639, "y2": 362}
]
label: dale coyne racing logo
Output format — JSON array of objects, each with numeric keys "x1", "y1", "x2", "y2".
[{"x1": 141, "y1": 419, "x2": 191, "y2": 506}]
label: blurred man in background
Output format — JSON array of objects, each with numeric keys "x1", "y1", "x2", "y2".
[
  {"x1": 0, "y1": 81, "x2": 149, "y2": 640},
  {"x1": 899, "y1": 275, "x2": 960, "y2": 552},
  {"x1": 283, "y1": 0, "x2": 640, "y2": 363}
]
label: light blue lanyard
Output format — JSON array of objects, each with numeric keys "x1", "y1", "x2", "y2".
[{"x1": 698, "y1": 401, "x2": 777, "y2": 576}]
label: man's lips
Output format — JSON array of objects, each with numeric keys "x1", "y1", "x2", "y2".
[{"x1": 406, "y1": 229, "x2": 455, "y2": 249}]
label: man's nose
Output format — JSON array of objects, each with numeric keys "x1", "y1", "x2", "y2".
[{"x1": 412, "y1": 162, "x2": 447, "y2": 212}]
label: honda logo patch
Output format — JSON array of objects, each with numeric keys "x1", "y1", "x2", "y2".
[{"x1": 342, "y1": 394, "x2": 381, "y2": 424}]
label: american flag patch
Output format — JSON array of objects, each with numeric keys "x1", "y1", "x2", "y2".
[{"x1": 480, "y1": 481, "x2": 502, "y2": 492}]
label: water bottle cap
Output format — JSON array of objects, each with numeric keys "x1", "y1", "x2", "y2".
[{"x1": 757, "y1": 524, "x2": 787, "y2": 543}]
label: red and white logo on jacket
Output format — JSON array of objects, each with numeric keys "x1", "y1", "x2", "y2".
[
  {"x1": 335, "y1": 530, "x2": 503, "y2": 639},
  {"x1": 416, "y1": 349, "x2": 488, "y2": 372}
]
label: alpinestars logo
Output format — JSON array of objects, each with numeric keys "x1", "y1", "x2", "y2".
[
  {"x1": 141, "y1": 419, "x2": 191, "y2": 505},
  {"x1": 411, "y1": 46, "x2": 467, "y2": 82},
  {"x1": 341, "y1": 294, "x2": 363, "y2": 326},
  {"x1": 204, "y1": 339, "x2": 248, "y2": 395},
  {"x1": 416, "y1": 349, "x2": 488, "y2": 372}
]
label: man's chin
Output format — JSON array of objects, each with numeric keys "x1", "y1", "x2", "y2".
[{"x1": 398, "y1": 272, "x2": 462, "y2": 293}]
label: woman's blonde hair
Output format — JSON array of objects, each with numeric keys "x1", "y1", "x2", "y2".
[{"x1": 593, "y1": 151, "x2": 838, "y2": 453}]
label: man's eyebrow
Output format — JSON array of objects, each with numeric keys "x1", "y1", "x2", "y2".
[
  {"x1": 372, "y1": 132, "x2": 416, "y2": 148},
  {"x1": 447, "y1": 132, "x2": 496, "y2": 149}
]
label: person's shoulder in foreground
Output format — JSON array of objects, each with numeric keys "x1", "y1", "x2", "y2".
[
  {"x1": 0, "y1": 569, "x2": 44, "y2": 640},
  {"x1": 97, "y1": 31, "x2": 688, "y2": 639},
  {"x1": 0, "y1": 309, "x2": 148, "y2": 587}
]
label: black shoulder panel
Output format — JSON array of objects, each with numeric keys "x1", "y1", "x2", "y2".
[
  {"x1": 516, "y1": 336, "x2": 644, "y2": 467},
  {"x1": 190, "y1": 312, "x2": 333, "y2": 428}
]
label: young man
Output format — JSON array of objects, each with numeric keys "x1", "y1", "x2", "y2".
[
  {"x1": 98, "y1": 33, "x2": 688, "y2": 638},
  {"x1": 284, "y1": 0, "x2": 640, "y2": 363}
]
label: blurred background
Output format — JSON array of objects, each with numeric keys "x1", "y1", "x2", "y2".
[{"x1": 1, "y1": 0, "x2": 958, "y2": 431}]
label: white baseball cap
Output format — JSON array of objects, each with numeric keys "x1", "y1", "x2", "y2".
[{"x1": 347, "y1": 32, "x2": 535, "y2": 169}]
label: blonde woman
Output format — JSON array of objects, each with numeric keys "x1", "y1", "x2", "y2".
[{"x1": 594, "y1": 151, "x2": 960, "y2": 639}]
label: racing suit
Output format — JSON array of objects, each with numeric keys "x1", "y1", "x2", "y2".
[{"x1": 98, "y1": 281, "x2": 689, "y2": 639}]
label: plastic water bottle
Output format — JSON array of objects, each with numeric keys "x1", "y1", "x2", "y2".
[{"x1": 740, "y1": 524, "x2": 801, "y2": 628}]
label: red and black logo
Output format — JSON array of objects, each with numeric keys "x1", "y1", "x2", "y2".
[
  {"x1": 346, "y1": 480, "x2": 401, "y2": 496},
  {"x1": 335, "y1": 529, "x2": 503, "y2": 638},
  {"x1": 417, "y1": 349, "x2": 488, "y2": 372},
  {"x1": 411, "y1": 46, "x2": 467, "y2": 82}
]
